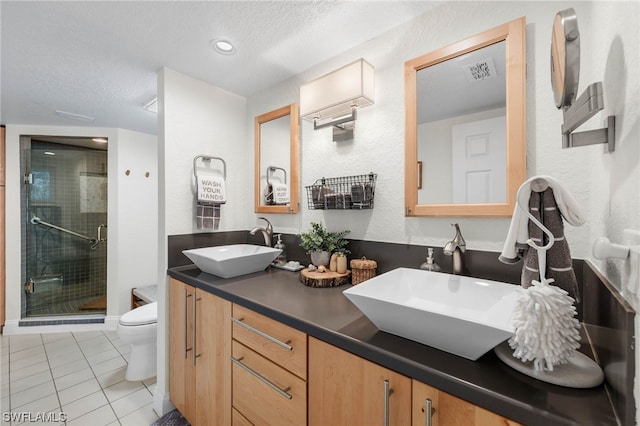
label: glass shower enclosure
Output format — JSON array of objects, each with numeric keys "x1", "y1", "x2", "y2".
[{"x1": 20, "y1": 135, "x2": 108, "y2": 318}]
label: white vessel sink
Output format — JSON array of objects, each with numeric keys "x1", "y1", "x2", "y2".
[
  {"x1": 183, "y1": 244, "x2": 281, "y2": 278},
  {"x1": 343, "y1": 267, "x2": 520, "y2": 360}
]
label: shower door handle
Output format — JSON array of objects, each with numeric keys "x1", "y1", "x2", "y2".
[{"x1": 97, "y1": 224, "x2": 107, "y2": 242}]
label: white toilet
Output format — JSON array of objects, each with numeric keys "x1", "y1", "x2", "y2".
[{"x1": 117, "y1": 302, "x2": 158, "y2": 381}]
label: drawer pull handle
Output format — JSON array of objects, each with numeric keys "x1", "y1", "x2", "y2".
[
  {"x1": 230, "y1": 356, "x2": 293, "y2": 400},
  {"x1": 383, "y1": 380, "x2": 394, "y2": 426},
  {"x1": 231, "y1": 317, "x2": 293, "y2": 351},
  {"x1": 193, "y1": 296, "x2": 202, "y2": 366},
  {"x1": 184, "y1": 290, "x2": 193, "y2": 359},
  {"x1": 423, "y1": 398, "x2": 435, "y2": 426}
]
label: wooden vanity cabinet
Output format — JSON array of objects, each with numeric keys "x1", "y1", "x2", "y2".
[
  {"x1": 168, "y1": 277, "x2": 520, "y2": 426},
  {"x1": 412, "y1": 380, "x2": 521, "y2": 426},
  {"x1": 168, "y1": 278, "x2": 232, "y2": 426},
  {"x1": 309, "y1": 337, "x2": 412, "y2": 426},
  {"x1": 230, "y1": 304, "x2": 308, "y2": 426}
]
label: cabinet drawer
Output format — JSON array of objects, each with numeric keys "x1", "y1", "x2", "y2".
[
  {"x1": 232, "y1": 304, "x2": 307, "y2": 379},
  {"x1": 232, "y1": 408, "x2": 253, "y2": 426},
  {"x1": 232, "y1": 341, "x2": 306, "y2": 426}
]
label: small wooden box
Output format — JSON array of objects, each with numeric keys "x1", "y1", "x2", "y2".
[{"x1": 350, "y1": 257, "x2": 377, "y2": 285}]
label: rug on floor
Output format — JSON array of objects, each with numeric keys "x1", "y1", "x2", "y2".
[{"x1": 150, "y1": 409, "x2": 190, "y2": 426}]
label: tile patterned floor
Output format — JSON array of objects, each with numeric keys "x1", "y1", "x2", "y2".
[{"x1": 0, "y1": 331, "x2": 158, "y2": 425}]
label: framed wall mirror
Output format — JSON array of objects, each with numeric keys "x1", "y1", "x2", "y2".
[
  {"x1": 404, "y1": 17, "x2": 526, "y2": 216},
  {"x1": 255, "y1": 103, "x2": 300, "y2": 214}
]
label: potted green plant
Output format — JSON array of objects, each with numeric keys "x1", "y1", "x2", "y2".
[{"x1": 299, "y1": 222, "x2": 350, "y2": 267}]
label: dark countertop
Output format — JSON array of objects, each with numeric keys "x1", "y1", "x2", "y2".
[{"x1": 168, "y1": 266, "x2": 617, "y2": 426}]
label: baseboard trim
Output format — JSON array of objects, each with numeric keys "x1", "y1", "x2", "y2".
[{"x1": 153, "y1": 386, "x2": 176, "y2": 417}]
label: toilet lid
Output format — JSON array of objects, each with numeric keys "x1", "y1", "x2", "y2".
[{"x1": 120, "y1": 302, "x2": 158, "y2": 326}]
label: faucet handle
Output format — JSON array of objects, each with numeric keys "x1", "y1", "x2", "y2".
[
  {"x1": 451, "y1": 223, "x2": 466, "y2": 251},
  {"x1": 258, "y1": 216, "x2": 273, "y2": 232}
]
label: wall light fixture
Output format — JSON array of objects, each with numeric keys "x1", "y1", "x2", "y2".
[{"x1": 300, "y1": 58, "x2": 374, "y2": 141}]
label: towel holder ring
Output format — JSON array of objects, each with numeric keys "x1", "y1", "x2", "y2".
[
  {"x1": 193, "y1": 155, "x2": 227, "y2": 180},
  {"x1": 266, "y1": 166, "x2": 287, "y2": 185}
]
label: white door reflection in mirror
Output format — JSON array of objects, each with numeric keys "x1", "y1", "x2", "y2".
[{"x1": 451, "y1": 115, "x2": 506, "y2": 204}]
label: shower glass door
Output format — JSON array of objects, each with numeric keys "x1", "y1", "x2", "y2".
[{"x1": 21, "y1": 136, "x2": 108, "y2": 317}]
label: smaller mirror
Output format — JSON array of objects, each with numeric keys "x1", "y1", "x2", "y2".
[
  {"x1": 550, "y1": 8, "x2": 615, "y2": 151},
  {"x1": 551, "y1": 8, "x2": 580, "y2": 109},
  {"x1": 255, "y1": 103, "x2": 300, "y2": 214}
]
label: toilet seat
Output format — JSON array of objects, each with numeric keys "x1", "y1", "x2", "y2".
[{"x1": 120, "y1": 302, "x2": 157, "y2": 326}]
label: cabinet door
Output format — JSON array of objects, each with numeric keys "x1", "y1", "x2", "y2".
[
  {"x1": 195, "y1": 288, "x2": 232, "y2": 426},
  {"x1": 309, "y1": 337, "x2": 411, "y2": 426},
  {"x1": 168, "y1": 278, "x2": 195, "y2": 422},
  {"x1": 412, "y1": 380, "x2": 521, "y2": 426}
]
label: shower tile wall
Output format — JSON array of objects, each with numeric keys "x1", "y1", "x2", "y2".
[{"x1": 21, "y1": 140, "x2": 108, "y2": 317}]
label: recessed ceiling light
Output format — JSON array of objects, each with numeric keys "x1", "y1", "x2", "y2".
[
  {"x1": 210, "y1": 38, "x2": 236, "y2": 55},
  {"x1": 44, "y1": 151, "x2": 56, "y2": 156},
  {"x1": 92, "y1": 137, "x2": 108, "y2": 143}
]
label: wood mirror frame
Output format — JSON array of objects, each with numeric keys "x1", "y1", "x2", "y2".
[
  {"x1": 254, "y1": 103, "x2": 300, "y2": 214},
  {"x1": 404, "y1": 17, "x2": 526, "y2": 217}
]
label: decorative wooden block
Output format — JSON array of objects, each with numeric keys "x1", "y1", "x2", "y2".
[{"x1": 300, "y1": 268, "x2": 351, "y2": 288}]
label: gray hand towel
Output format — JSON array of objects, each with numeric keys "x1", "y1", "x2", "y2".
[
  {"x1": 196, "y1": 202, "x2": 221, "y2": 230},
  {"x1": 521, "y1": 188, "x2": 580, "y2": 301}
]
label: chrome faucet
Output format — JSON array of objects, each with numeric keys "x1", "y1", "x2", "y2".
[
  {"x1": 443, "y1": 223, "x2": 466, "y2": 275},
  {"x1": 250, "y1": 217, "x2": 273, "y2": 247}
]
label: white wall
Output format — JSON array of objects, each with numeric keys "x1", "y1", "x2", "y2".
[
  {"x1": 3, "y1": 125, "x2": 158, "y2": 333},
  {"x1": 155, "y1": 67, "x2": 248, "y2": 415},
  {"x1": 115, "y1": 128, "x2": 158, "y2": 315},
  {"x1": 247, "y1": 0, "x2": 639, "y2": 288},
  {"x1": 582, "y1": 1, "x2": 640, "y2": 309},
  {"x1": 162, "y1": 68, "x2": 248, "y2": 236}
]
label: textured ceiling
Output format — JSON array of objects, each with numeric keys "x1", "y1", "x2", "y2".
[{"x1": 1, "y1": 1, "x2": 441, "y2": 135}]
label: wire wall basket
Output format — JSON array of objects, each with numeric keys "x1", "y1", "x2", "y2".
[{"x1": 306, "y1": 173, "x2": 377, "y2": 210}]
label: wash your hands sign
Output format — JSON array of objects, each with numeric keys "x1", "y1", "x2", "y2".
[{"x1": 197, "y1": 176, "x2": 226, "y2": 203}]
